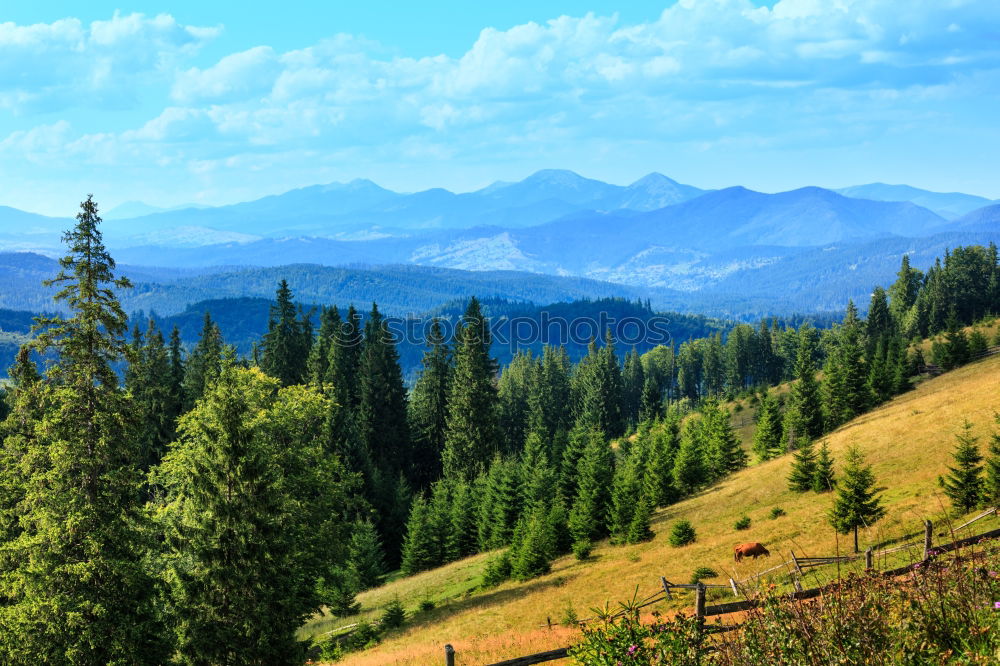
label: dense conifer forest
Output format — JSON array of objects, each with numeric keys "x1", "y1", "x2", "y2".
[{"x1": 1, "y1": 198, "x2": 998, "y2": 663}]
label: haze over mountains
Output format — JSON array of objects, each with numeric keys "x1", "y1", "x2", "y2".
[{"x1": 0, "y1": 169, "x2": 997, "y2": 317}]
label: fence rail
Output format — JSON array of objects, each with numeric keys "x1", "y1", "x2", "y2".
[{"x1": 455, "y1": 513, "x2": 1000, "y2": 666}]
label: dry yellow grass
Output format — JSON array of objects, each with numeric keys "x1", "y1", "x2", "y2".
[{"x1": 309, "y1": 353, "x2": 1000, "y2": 666}]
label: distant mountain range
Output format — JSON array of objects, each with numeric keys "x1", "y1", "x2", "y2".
[
  {"x1": 834, "y1": 183, "x2": 995, "y2": 219},
  {"x1": 1, "y1": 170, "x2": 997, "y2": 318}
]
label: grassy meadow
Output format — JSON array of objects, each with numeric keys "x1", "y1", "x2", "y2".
[{"x1": 303, "y1": 351, "x2": 1000, "y2": 665}]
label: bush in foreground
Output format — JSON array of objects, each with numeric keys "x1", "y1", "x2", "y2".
[{"x1": 571, "y1": 541, "x2": 1000, "y2": 664}]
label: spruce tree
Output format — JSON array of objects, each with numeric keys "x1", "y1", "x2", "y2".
[
  {"x1": 673, "y1": 420, "x2": 707, "y2": 496},
  {"x1": 155, "y1": 369, "x2": 351, "y2": 663},
  {"x1": 824, "y1": 302, "x2": 869, "y2": 428},
  {"x1": 752, "y1": 391, "x2": 783, "y2": 462},
  {"x1": 260, "y1": 279, "x2": 311, "y2": 386},
  {"x1": 347, "y1": 519, "x2": 385, "y2": 592},
  {"x1": 866, "y1": 339, "x2": 894, "y2": 406},
  {"x1": 866, "y1": 286, "x2": 893, "y2": 357},
  {"x1": 939, "y1": 420, "x2": 984, "y2": 514},
  {"x1": 622, "y1": 347, "x2": 645, "y2": 428},
  {"x1": 400, "y1": 494, "x2": 436, "y2": 576},
  {"x1": 829, "y1": 445, "x2": 886, "y2": 552},
  {"x1": 783, "y1": 324, "x2": 824, "y2": 448},
  {"x1": 127, "y1": 319, "x2": 180, "y2": 471},
  {"x1": 888, "y1": 254, "x2": 922, "y2": 329},
  {"x1": 442, "y1": 297, "x2": 500, "y2": 479},
  {"x1": 812, "y1": 441, "x2": 836, "y2": 492},
  {"x1": 647, "y1": 415, "x2": 681, "y2": 506},
  {"x1": 639, "y1": 375, "x2": 663, "y2": 422},
  {"x1": 608, "y1": 453, "x2": 641, "y2": 544},
  {"x1": 409, "y1": 318, "x2": 453, "y2": 488},
  {"x1": 488, "y1": 456, "x2": 523, "y2": 548},
  {"x1": 568, "y1": 430, "x2": 614, "y2": 545},
  {"x1": 183, "y1": 311, "x2": 224, "y2": 408},
  {"x1": 497, "y1": 350, "x2": 535, "y2": 454},
  {"x1": 787, "y1": 441, "x2": 817, "y2": 492},
  {"x1": 702, "y1": 400, "x2": 746, "y2": 480},
  {"x1": 526, "y1": 345, "x2": 572, "y2": 445},
  {"x1": 426, "y1": 480, "x2": 453, "y2": 566},
  {"x1": 510, "y1": 508, "x2": 554, "y2": 581},
  {"x1": 933, "y1": 314, "x2": 970, "y2": 371},
  {"x1": 573, "y1": 333, "x2": 625, "y2": 438},
  {"x1": 0, "y1": 196, "x2": 167, "y2": 663},
  {"x1": 446, "y1": 478, "x2": 478, "y2": 561},
  {"x1": 307, "y1": 305, "x2": 339, "y2": 386},
  {"x1": 168, "y1": 324, "x2": 185, "y2": 408},
  {"x1": 558, "y1": 425, "x2": 589, "y2": 501},
  {"x1": 520, "y1": 432, "x2": 556, "y2": 513},
  {"x1": 357, "y1": 303, "x2": 411, "y2": 475}
]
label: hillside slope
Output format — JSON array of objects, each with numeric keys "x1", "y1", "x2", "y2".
[{"x1": 309, "y1": 353, "x2": 1000, "y2": 665}]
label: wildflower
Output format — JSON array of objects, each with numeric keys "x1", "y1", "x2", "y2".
[
  {"x1": 995, "y1": 602, "x2": 1000, "y2": 610},
  {"x1": 628, "y1": 644, "x2": 638, "y2": 655}
]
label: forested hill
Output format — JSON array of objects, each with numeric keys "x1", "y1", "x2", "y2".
[
  {"x1": 0, "y1": 252, "x2": 673, "y2": 315},
  {"x1": 136, "y1": 296, "x2": 739, "y2": 382}
]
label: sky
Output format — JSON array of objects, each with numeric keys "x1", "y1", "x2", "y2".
[{"x1": 2, "y1": 0, "x2": 999, "y2": 216}]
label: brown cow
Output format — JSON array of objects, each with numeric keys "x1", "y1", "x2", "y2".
[{"x1": 734, "y1": 542, "x2": 771, "y2": 563}]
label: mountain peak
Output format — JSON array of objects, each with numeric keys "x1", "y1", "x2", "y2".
[
  {"x1": 627, "y1": 172, "x2": 679, "y2": 188},
  {"x1": 522, "y1": 169, "x2": 589, "y2": 187}
]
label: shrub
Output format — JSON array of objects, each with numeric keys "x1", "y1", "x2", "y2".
[
  {"x1": 769, "y1": 507, "x2": 786, "y2": 519},
  {"x1": 572, "y1": 538, "x2": 593, "y2": 560},
  {"x1": 380, "y1": 597, "x2": 406, "y2": 630},
  {"x1": 560, "y1": 601, "x2": 579, "y2": 626},
  {"x1": 669, "y1": 520, "x2": 696, "y2": 547},
  {"x1": 481, "y1": 551, "x2": 513, "y2": 587},
  {"x1": 315, "y1": 619, "x2": 382, "y2": 661},
  {"x1": 734, "y1": 516, "x2": 751, "y2": 530},
  {"x1": 570, "y1": 596, "x2": 705, "y2": 665},
  {"x1": 690, "y1": 567, "x2": 719, "y2": 584},
  {"x1": 418, "y1": 598, "x2": 435, "y2": 612}
]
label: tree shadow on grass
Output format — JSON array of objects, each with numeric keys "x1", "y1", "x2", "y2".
[
  {"x1": 401, "y1": 572, "x2": 580, "y2": 632},
  {"x1": 650, "y1": 485, "x2": 726, "y2": 529}
]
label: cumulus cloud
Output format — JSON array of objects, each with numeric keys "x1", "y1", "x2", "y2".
[
  {"x1": 2, "y1": 0, "x2": 1000, "y2": 212},
  {"x1": 0, "y1": 12, "x2": 217, "y2": 112}
]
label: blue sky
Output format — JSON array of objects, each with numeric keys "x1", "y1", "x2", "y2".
[{"x1": 2, "y1": 0, "x2": 999, "y2": 215}]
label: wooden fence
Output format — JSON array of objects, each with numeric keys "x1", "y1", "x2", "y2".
[{"x1": 439, "y1": 511, "x2": 1000, "y2": 665}]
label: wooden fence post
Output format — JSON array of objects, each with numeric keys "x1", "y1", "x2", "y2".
[
  {"x1": 660, "y1": 576, "x2": 673, "y2": 600},
  {"x1": 729, "y1": 577, "x2": 739, "y2": 597},
  {"x1": 790, "y1": 551, "x2": 803, "y2": 576},
  {"x1": 865, "y1": 547, "x2": 873, "y2": 571},
  {"x1": 445, "y1": 643, "x2": 455, "y2": 666},
  {"x1": 694, "y1": 582, "x2": 706, "y2": 629},
  {"x1": 923, "y1": 520, "x2": 933, "y2": 560}
]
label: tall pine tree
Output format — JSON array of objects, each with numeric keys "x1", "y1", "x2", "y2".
[
  {"x1": 260, "y1": 279, "x2": 311, "y2": 386},
  {"x1": 0, "y1": 196, "x2": 167, "y2": 662},
  {"x1": 409, "y1": 318, "x2": 453, "y2": 488},
  {"x1": 783, "y1": 324, "x2": 824, "y2": 448},
  {"x1": 442, "y1": 297, "x2": 500, "y2": 479}
]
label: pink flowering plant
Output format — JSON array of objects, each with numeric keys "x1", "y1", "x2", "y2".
[{"x1": 569, "y1": 588, "x2": 705, "y2": 665}]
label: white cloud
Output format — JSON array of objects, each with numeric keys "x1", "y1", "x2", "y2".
[
  {"x1": 0, "y1": 12, "x2": 217, "y2": 112},
  {"x1": 2, "y1": 1, "x2": 1000, "y2": 212}
]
